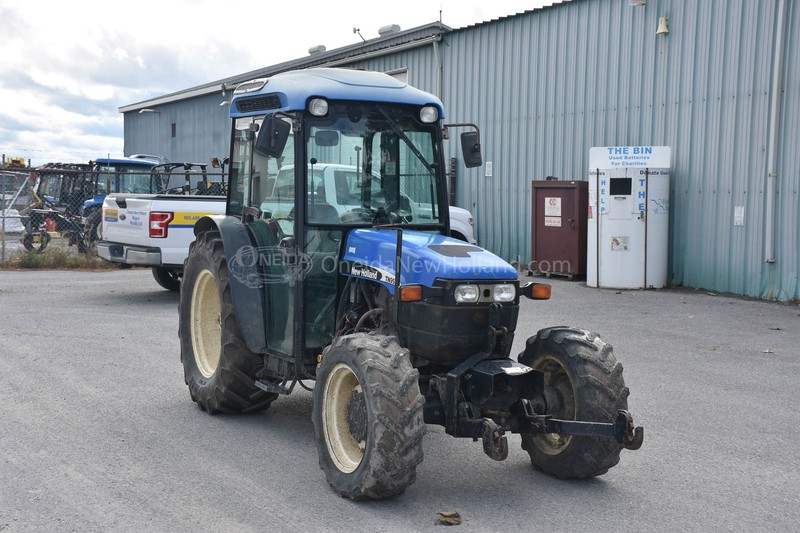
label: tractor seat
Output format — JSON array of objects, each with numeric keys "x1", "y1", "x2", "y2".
[{"x1": 308, "y1": 203, "x2": 340, "y2": 224}]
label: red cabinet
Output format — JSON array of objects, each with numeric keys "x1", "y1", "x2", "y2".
[{"x1": 530, "y1": 180, "x2": 588, "y2": 279}]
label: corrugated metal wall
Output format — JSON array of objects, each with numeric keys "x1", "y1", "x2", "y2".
[
  {"x1": 124, "y1": 92, "x2": 231, "y2": 166},
  {"x1": 439, "y1": 0, "x2": 798, "y2": 300},
  {"x1": 122, "y1": 0, "x2": 798, "y2": 300}
]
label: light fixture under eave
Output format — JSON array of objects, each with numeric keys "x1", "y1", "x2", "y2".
[
  {"x1": 219, "y1": 101, "x2": 229, "y2": 107},
  {"x1": 657, "y1": 17, "x2": 669, "y2": 35},
  {"x1": 138, "y1": 108, "x2": 159, "y2": 114}
]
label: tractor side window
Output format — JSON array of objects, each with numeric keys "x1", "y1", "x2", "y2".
[
  {"x1": 228, "y1": 120, "x2": 255, "y2": 217},
  {"x1": 229, "y1": 115, "x2": 295, "y2": 221},
  {"x1": 399, "y1": 131, "x2": 439, "y2": 219}
]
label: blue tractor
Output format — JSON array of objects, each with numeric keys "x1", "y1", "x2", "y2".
[
  {"x1": 180, "y1": 68, "x2": 643, "y2": 500},
  {"x1": 82, "y1": 155, "x2": 162, "y2": 246}
]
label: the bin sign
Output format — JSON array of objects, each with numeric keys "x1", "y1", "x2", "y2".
[{"x1": 589, "y1": 146, "x2": 671, "y2": 168}]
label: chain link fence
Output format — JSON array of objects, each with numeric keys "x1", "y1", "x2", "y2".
[
  {"x1": 1, "y1": 164, "x2": 227, "y2": 266},
  {"x1": 1, "y1": 170, "x2": 31, "y2": 264}
]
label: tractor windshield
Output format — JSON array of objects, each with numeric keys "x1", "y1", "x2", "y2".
[
  {"x1": 304, "y1": 102, "x2": 443, "y2": 227},
  {"x1": 230, "y1": 103, "x2": 445, "y2": 232}
]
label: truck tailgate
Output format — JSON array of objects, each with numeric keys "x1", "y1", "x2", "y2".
[
  {"x1": 102, "y1": 195, "x2": 155, "y2": 247},
  {"x1": 101, "y1": 194, "x2": 225, "y2": 265}
]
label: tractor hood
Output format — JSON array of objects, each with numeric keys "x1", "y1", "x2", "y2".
[{"x1": 342, "y1": 229, "x2": 518, "y2": 292}]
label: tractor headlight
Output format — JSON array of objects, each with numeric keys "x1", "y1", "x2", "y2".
[
  {"x1": 308, "y1": 98, "x2": 329, "y2": 117},
  {"x1": 492, "y1": 284, "x2": 516, "y2": 302},
  {"x1": 420, "y1": 105, "x2": 438, "y2": 123},
  {"x1": 454, "y1": 284, "x2": 479, "y2": 303}
]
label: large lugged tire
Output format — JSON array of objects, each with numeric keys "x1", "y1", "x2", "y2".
[
  {"x1": 179, "y1": 230, "x2": 277, "y2": 414},
  {"x1": 518, "y1": 326, "x2": 629, "y2": 479},
  {"x1": 152, "y1": 266, "x2": 181, "y2": 292},
  {"x1": 313, "y1": 333, "x2": 425, "y2": 500}
]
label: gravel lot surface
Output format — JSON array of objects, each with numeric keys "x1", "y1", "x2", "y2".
[{"x1": 1, "y1": 268, "x2": 798, "y2": 532}]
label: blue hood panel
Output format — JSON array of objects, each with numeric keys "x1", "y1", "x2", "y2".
[{"x1": 343, "y1": 229, "x2": 518, "y2": 292}]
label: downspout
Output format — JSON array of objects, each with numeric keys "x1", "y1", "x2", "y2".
[
  {"x1": 432, "y1": 36, "x2": 443, "y2": 98},
  {"x1": 765, "y1": 0, "x2": 787, "y2": 263}
]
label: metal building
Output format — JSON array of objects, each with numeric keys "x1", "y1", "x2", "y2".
[{"x1": 121, "y1": 0, "x2": 799, "y2": 301}]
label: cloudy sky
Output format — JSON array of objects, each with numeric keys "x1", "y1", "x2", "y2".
[{"x1": 0, "y1": 0, "x2": 550, "y2": 167}]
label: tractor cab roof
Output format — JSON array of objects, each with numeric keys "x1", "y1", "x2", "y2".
[{"x1": 229, "y1": 68, "x2": 445, "y2": 119}]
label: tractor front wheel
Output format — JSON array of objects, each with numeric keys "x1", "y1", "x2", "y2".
[
  {"x1": 518, "y1": 326, "x2": 630, "y2": 479},
  {"x1": 313, "y1": 333, "x2": 425, "y2": 500},
  {"x1": 179, "y1": 230, "x2": 277, "y2": 414}
]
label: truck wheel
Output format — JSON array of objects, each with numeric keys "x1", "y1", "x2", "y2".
[
  {"x1": 179, "y1": 230, "x2": 277, "y2": 414},
  {"x1": 152, "y1": 267, "x2": 181, "y2": 292},
  {"x1": 518, "y1": 326, "x2": 629, "y2": 479},
  {"x1": 313, "y1": 333, "x2": 425, "y2": 500},
  {"x1": 450, "y1": 230, "x2": 467, "y2": 242}
]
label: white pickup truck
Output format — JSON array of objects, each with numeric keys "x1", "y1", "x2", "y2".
[
  {"x1": 98, "y1": 163, "x2": 477, "y2": 291},
  {"x1": 96, "y1": 162, "x2": 226, "y2": 291},
  {"x1": 97, "y1": 194, "x2": 224, "y2": 291}
]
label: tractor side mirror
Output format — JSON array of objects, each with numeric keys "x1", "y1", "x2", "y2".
[
  {"x1": 256, "y1": 115, "x2": 290, "y2": 157},
  {"x1": 460, "y1": 131, "x2": 482, "y2": 168}
]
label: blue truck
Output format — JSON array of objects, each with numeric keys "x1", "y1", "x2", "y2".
[{"x1": 179, "y1": 68, "x2": 643, "y2": 500}]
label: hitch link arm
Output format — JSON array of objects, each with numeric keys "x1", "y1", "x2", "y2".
[{"x1": 521, "y1": 401, "x2": 644, "y2": 450}]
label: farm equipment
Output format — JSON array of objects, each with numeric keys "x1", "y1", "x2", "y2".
[
  {"x1": 179, "y1": 68, "x2": 643, "y2": 500},
  {"x1": 5, "y1": 157, "x2": 26, "y2": 168},
  {"x1": 21, "y1": 163, "x2": 93, "y2": 253}
]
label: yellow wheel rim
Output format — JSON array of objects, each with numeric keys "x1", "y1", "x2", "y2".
[
  {"x1": 190, "y1": 269, "x2": 221, "y2": 378},
  {"x1": 532, "y1": 355, "x2": 576, "y2": 455},
  {"x1": 322, "y1": 363, "x2": 366, "y2": 473}
]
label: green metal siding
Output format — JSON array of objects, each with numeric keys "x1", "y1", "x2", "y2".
[{"x1": 439, "y1": 0, "x2": 798, "y2": 300}]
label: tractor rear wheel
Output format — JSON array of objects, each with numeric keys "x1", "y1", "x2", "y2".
[
  {"x1": 313, "y1": 333, "x2": 425, "y2": 500},
  {"x1": 518, "y1": 326, "x2": 629, "y2": 479},
  {"x1": 179, "y1": 230, "x2": 277, "y2": 414}
]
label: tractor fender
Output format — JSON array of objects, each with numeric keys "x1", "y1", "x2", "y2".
[{"x1": 194, "y1": 215, "x2": 268, "y2": 353}]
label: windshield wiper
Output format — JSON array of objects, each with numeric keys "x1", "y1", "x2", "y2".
[{"x1": 376, "y1": 108, "x2": 437, "y2": 178}]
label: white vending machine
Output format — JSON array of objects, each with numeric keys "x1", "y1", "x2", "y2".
[{"x1": 587, "y1": 146, "x2": 670, "y2": 289}]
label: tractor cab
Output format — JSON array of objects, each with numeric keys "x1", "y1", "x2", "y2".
[{"x1": 221, "y1": 74, "x2": 485, "y2": 373}]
